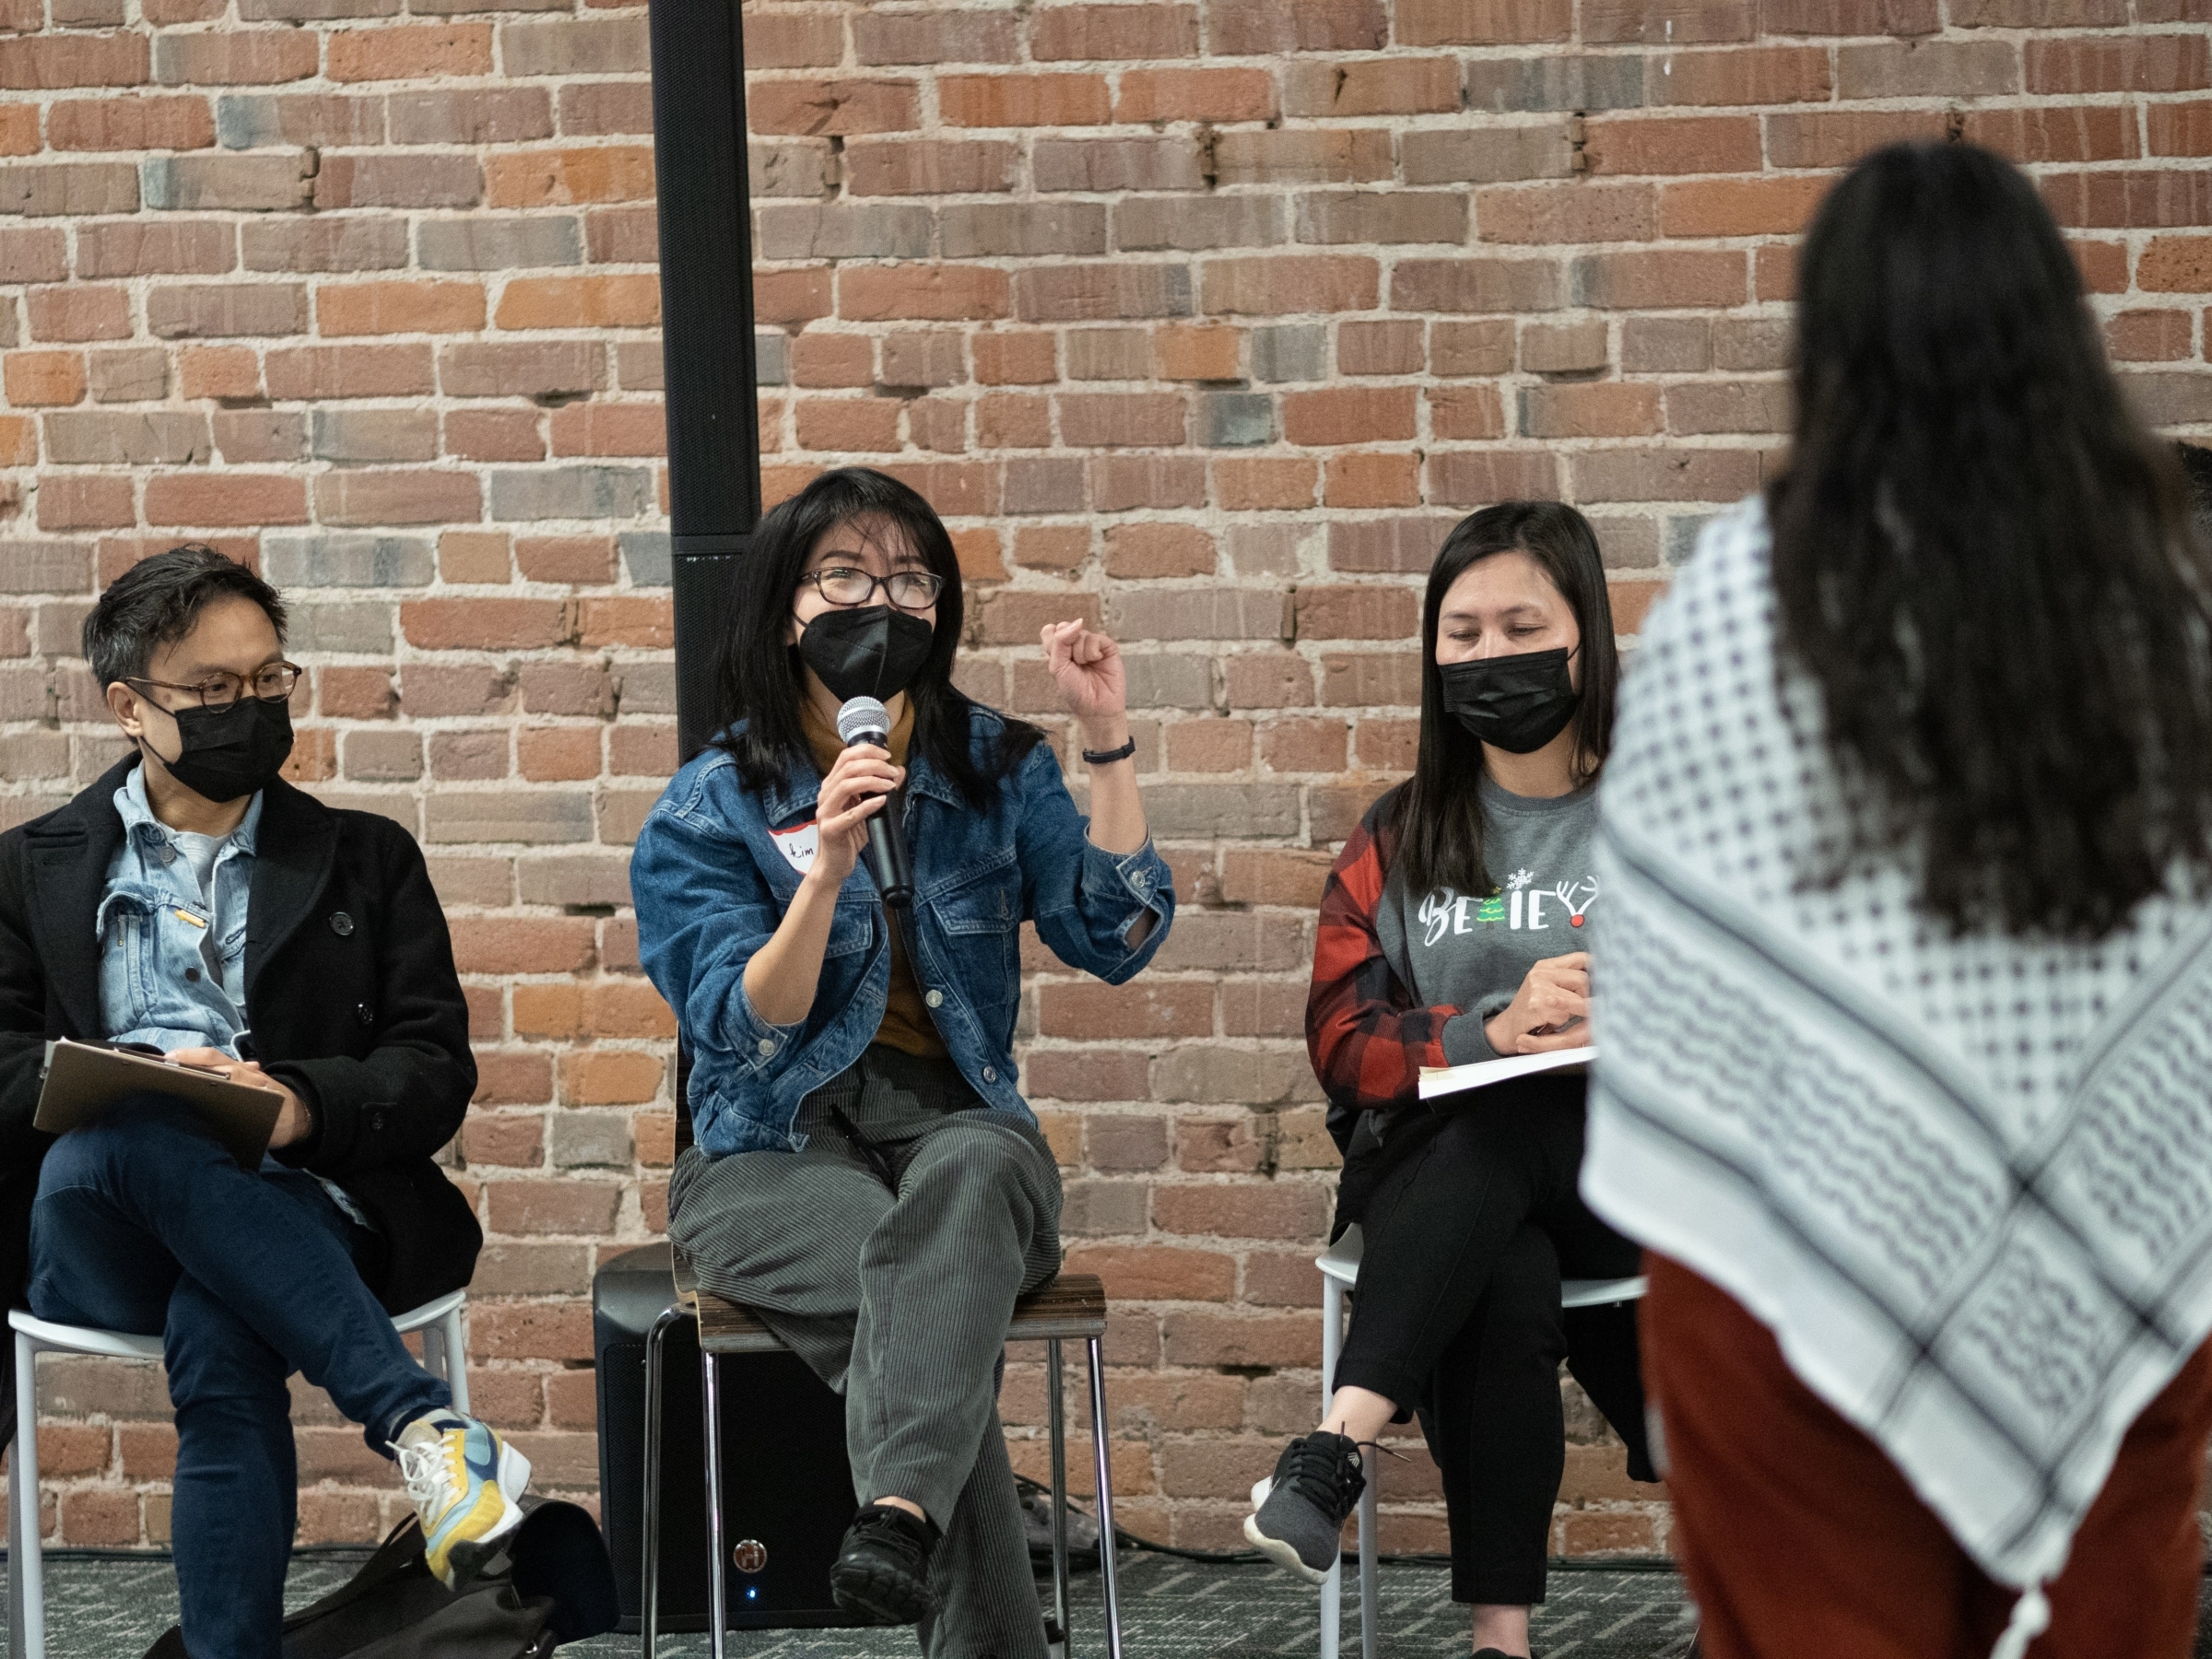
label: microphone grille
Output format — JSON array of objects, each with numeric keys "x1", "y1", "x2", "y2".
[{"x1": 836, "y1": 696, "x2": 891, "y2": 746}]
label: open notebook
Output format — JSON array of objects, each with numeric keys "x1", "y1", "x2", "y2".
[
  {"x1": 36, "y1": 1039, "x2": 281, "y2": 1168},
  {"x1": 1418, "y1": 1045, "x2": 1595, "y2": 1102}
]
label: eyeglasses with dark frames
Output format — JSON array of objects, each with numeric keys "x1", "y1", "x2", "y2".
[
  {"x1": 803, "y1": 567, "x2": 945, "y2": 612},
  {"x1": 124, "y1": 662, "x2": 303, "y2": 711}
]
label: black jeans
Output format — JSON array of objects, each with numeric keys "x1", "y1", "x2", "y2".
[{"x1": 1334, "y1": 1077, "x2": 1653, "y2": 1606}]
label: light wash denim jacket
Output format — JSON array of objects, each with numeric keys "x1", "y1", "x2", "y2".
[
  {"x1": 631, "y1": 707, "x2": 1175, "y2": 1156},
  {"x1": 98, "y1": 767, "x2": 262, "y2": 1054}
]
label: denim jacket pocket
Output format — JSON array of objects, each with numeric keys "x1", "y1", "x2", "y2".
[
  {"x1": 927, "y1": 853, "x2": 1023, "y2": 1008},
  {"x1": 95, "y1": 881, "x2": 216, "y2": 1042}
]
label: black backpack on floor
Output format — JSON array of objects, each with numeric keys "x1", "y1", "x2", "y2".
[{"x1": 143, "y1": 1500, "x2": 620, "y2": 1659}]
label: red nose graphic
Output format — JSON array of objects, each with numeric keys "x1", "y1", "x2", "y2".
[{"x1": 1571, "y1": 915, "x2": 1584, "y2": 927}]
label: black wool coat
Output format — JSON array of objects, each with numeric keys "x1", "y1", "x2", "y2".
[{"x1": 0, "y1": 759, "x2": 482, "y2": 1438}]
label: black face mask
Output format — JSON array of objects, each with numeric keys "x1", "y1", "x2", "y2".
[
  {"x1": 1439, "y1": 647, "x2": 1582, "y2": 754},
  {"x1": 150, "y1": 696, "x2": 295, "y2": 804},
  {"x1": 796, "y1": 605, "x2": 935, "y2": 704}
]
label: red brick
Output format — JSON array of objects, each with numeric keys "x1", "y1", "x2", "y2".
[
  {"x1": 5, "y1": 350, "x2": 85, "y2": 407},
  {"x1": 1396, "y1": 0, "x2": 1572, "y2": 43},
  {"x1": 1652, "y1": 46, "x2": 1831, "y2": 106},
  {"x1": 1391, "y1": 257, "x2": 1560, "y2": 313},
  {"x1": 941, "y1": 73, "x2": 1109, "y2": 128},
  {"x1": 1212, "y1": 456, "x2": 1316, "y2": 511},
  {"x1": 1764, "y1": 109, "x2": 1947, "y2": 170},
  {"x1": 1281, "y1": 386, "x2": 1416, "y2": 446},
  {"x1": 1572, "y1": 250, "x2": 1747, "y2": 308},
  {"x1": 38, "y1": 474, "x2": 135, "y2": 530},
  {"x1": 267, "y1": 344, "x2": 435, "y2": 400},
  {"x1": 795, "y1": 396, "x2": 901, "y2": 453},
  {"x1": 1210, "y1": 0, "x2": 1388, "y2": 52},
  {"x1": 1660, "y1": 175, "x2": 1830, "y2": 238},
  {"x1": 1030, "y1": 4, "x2": 1201, "y2": 59},
  {"x1": 1427, "y1": 449, "x2": 1562, "y2": 506},
  {"x1": 1962, "y1": 106, "x2": 2140, "y2": 165},
  {"x1": 2139, "y1": 236, "x2": 2212, "y2": 293},
  {"x1": 1523, "y1": 382, "x2": 1663, "y2": 439},
  {"x1": 145, "y1": 474, "x2": 308, "y2": 527},
  {"x1": 1477, "y1": 182, "x2": 1656, "y2": 244},
  {"x1": 318, "y1": 280, "x2": 486, "y2": 337},
  {"x1": 547, "y1": 404, "x2": 665, "y2": 458},
  {"x1": 314, "y1": 469, "x2": 482, "y2": 527},
  {"x1": 0, "y1": 32, "x2": 148, "y2": 89},
  {"x1": 0, "y1": 105, "x2": 34, "y2": 156},
  {"x1": 2025, "y1": 35, "x2": 2208, "y2": 95},
  {"x1": 1063, "y1": 1245, "x2": 1235, "y2": 1301},
  {"x1": 326, "y1": 24, "x2": 493, "y2": 83},
  {"x1": 839, "y1": 265, "x2": 1010, "y2": 323},
  {"x1": 973, "y1": 332, "x2": 1057, "y2": 384},
  {"x1": 749, "y1": 76, "x2": 921, "y2": 135},
  {"x1": 1116, "y1": 68, "x2": 1277, "y2": 124},
  {"x1": 2149, "y1": 102, "x2": 2212, "y2": 158},
  {"x1": 494, "y1": 275, "x2": 659, "y2": 330},
  {"x1": 153, "y1": 29, "x2": 318, "y2": 85},
  {"x1": 1583, "y1": 115, "x2": 1759, "y2": 176},
  {"x1": 1101, "y1": 521, "x2": 1213, "y2": 577},
  {"x1": 845, "y1": 138, "x2": 1017, "y2": 196},
  {"x1": 486, "y1": 146, "x2": 656, "y2": 208},
  {"x1": 2107, "y1": 310, "x2": 2195, "y2": 362},
  {"x1": 1324, "y1": 453, "x2": 1420, "y2": 508},
  {"x1": 402, "y1": 597, "x2": 571, "y2": 651},
  {"x1": 28, "y1": 286, "x2": 129, "y2": 343},
  {"x1": 1200, "y1": 255, "x2": 1377, "y2": 315},
  {"x1": 576, "y1": 595, "x2": 671, "y2": 648},
  {"x1": 49, "y1": 95, "x2": 212, "y2": 152},
  {"x1": 1584, "y1": 0, "x2": 1756, "y2": 40},
  {"x1": 447, "y1": 408, "x2": 546, "y2": 463}
]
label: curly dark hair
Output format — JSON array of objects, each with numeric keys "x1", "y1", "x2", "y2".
[
  {"x1": 1771, "y1": 141, "x2": 2212, "y2": 940},
  {"x1": 708, "y1": 467, "x2": 1042, "y2": 808}
]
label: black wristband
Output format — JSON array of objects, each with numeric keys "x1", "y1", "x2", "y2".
[{"x1": 1080, "y1": 736, "x2": 1137, "y2": 766}]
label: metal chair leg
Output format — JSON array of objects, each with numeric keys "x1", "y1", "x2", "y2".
[
  {"x1": 441, "y1": 1306, "x2": 470, "y2": 1417},
  {"x1": 1047, "y1": 1338, "x2": 1070, "y2": 1659},
  {"x1": 1357, "y1": 1469, "x2": 1379, "y2": 1659},
  {"x1": 641, "y1": 1305, "x2": 685, "y2": 1659},
  {"x1": 702, "y1": 1347, "x2": 729, "y2": 1659},
  {"x1": 15, "y1": 1333, "x2": 42, "y2": 1659},
  {"x1": 1085, "y1": 1335, "x2": 1123, "y2": 1659},
  {"x1": 1318, "y1": 1277, "x2": 1343, "y2": 1659}
]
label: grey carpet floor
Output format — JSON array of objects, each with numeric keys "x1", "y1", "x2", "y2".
[{"x1": 13, "y1": 1551, "x2": 1701, "y2": 1658}]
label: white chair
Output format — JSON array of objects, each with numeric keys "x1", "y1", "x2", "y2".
[
  {"x1": 1315, "y1": 1226, "x2": 1646, "y2": 1659},
  {"x1": 5, "y1": 1288, "x2": 470, "y2": 1659}
]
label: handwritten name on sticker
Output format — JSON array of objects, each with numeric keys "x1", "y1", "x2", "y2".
[{"x1": 770, "y1": 821, "x2": 820, "y2": 874}]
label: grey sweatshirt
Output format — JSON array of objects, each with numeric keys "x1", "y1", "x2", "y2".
[{"x1": 1378, "y1": 774, "x2": 1600, "y2": 1065}]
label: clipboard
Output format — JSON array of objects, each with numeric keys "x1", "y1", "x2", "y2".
[
  {"x1": 36, "y1": 1039, "x2": 282, "y2": 1168},
  {"x1": 1418, "y1": 1045, "x2": 1596, "y2": 1102}
]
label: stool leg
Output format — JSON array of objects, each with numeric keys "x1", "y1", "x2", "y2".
[
  {"x1": 1318, "y1": 1277, "x2": 1342, "y2": 1659},
  {"x1": 1357, "y1": 1472, "x2": 1379, "y2": 1659},
  {"x1": 1046, "y1": 1339, "x2": 1070, "y2": 1659},
  {"x1": 641, "y1": 1306, "x2": 684, "y2": 1659},
  {"x1": 442, "y1": 1307, "x2": 470, "y2": 1417},
  {"x1": 702, "y1": 1348, "x2": 729, "y2": 1659},
  {"x1": 1084, "y1": 1336, "x2": 1122, "y2": 1659},
  {"x1": 15, "y1": 1335, "x2": 42, "y2": 1659}
]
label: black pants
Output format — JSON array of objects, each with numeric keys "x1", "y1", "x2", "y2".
[{"x1": 1334, "y1": 1077, "x2": 1653, "y2": 1606}]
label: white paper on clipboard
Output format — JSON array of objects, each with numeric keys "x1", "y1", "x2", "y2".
[{"x1": 1418, "y1": 1045, "x2": 1595, "y2": 1101}]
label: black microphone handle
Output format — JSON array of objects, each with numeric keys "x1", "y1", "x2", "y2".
[{"x1": 865, "y1": 802, "x2": 914, "y2": 908}]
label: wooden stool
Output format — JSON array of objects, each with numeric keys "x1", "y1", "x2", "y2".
[{"x1": 641, "y1": 1261, "x2": 1123, "y2": 1659}]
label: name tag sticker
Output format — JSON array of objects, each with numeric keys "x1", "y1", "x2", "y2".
[{"x1": 770, "y1": 821, "x2": 820, "y2": 874}]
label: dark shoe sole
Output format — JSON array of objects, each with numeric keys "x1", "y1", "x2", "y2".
[{"x1": 830, "y1": 1559, "x2": 934, "y2": 1626}]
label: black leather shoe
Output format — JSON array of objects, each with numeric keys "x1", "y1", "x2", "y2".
[{"x1": 830, "y1": 1502, "x2": 938, "y2": 1625}]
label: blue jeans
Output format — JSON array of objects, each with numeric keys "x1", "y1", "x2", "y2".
[{"x1": 28, "y1": 1096, "x2": 452, "y2": 1659}]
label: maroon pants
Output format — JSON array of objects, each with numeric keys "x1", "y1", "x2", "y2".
[{"x1": 1643, "y1": 1254, "x2": 2212, "y2": 1659}]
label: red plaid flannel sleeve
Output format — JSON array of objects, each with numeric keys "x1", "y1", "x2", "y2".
[{"x1": 1305, "y1": 794, "x2": 1456, "y2": 1122}]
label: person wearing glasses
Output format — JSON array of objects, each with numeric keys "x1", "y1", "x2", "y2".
[
  {"x1": 0, "y1": 546, "x2": 524, "y2": 1659},
  {"x1": 631, "y1": 466, "x2": 1172, "y2": 1653}
]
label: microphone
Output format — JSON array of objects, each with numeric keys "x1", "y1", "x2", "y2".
[{"x1": 835, "y1": 695, "x2": 913, "y2": 908}]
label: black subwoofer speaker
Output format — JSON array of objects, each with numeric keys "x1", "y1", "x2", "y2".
[{"x1": 593, "y1": 1242, "x2": 864, "y2": 1633}]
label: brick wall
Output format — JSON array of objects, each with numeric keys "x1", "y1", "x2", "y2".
[{"x1": 0, "y1": 0, "x2": 2207, "y2": 1559}]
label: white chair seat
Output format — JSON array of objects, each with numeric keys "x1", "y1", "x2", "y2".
[
  {"x1": 1312, "y1": 1225, "x2": 1647, "y2": 1659},
  {"x1": 6, "y1": 1288, "x2": 470, "y2": 1659}
]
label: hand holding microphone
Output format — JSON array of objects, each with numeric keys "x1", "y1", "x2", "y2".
[{"x1": 809, "y1": 711, "x2": 903, "y2": 896}]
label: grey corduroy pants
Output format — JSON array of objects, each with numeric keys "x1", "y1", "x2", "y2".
[{"x1": 667, "y1": 1046, "x2": 1064, "y2": 1659}]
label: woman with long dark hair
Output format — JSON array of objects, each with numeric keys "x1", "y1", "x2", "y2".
[
  {"x1": 630, "y1": 467, "x2": 1173, "y2": 1653},
  {"x1": 1244, "y1": 501, "x2": 1657, "y2": 1659},
  {"x1": 1583, "y1": 142, "x2": 2212, "y2": 1659}
]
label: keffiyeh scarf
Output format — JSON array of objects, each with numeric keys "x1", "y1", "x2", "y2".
[{"x1": 1583, "y1": 497, "x2": 2212, "y2": 1611}]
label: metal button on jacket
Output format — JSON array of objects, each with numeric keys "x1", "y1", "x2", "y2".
[
  {"x1": 356, "y1": 1002, "x2": 375, "y2": 1028},
  {"x1": 757, "y1": 1037, "x2": 776, "y2": 1055},
  {"x1": 328, "y1": 912, "x2": 355, "y2": 936},
  {"x1": 924, "y1": 989, "x2": 944, "y2": 1008}
]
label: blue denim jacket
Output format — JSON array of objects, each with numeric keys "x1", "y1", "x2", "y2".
[
  {"x1": 631, "y1": 707, "x2": 1175, "y2": 1156},
  {"x1": 99, "y1": 767, "x2": 261, "y2": 1054}
]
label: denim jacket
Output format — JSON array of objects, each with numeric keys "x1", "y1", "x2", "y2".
[
  {"x1": 631, "y1": 707, "x2": 1175, "y2": 1156},
  {"x1": 98, "y1": 767, "x2": 262, "y2": 1055}
]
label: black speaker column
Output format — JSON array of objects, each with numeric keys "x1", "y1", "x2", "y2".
[{"x1": 649, "y1": 0, "x2": 761, "y2": 760}]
